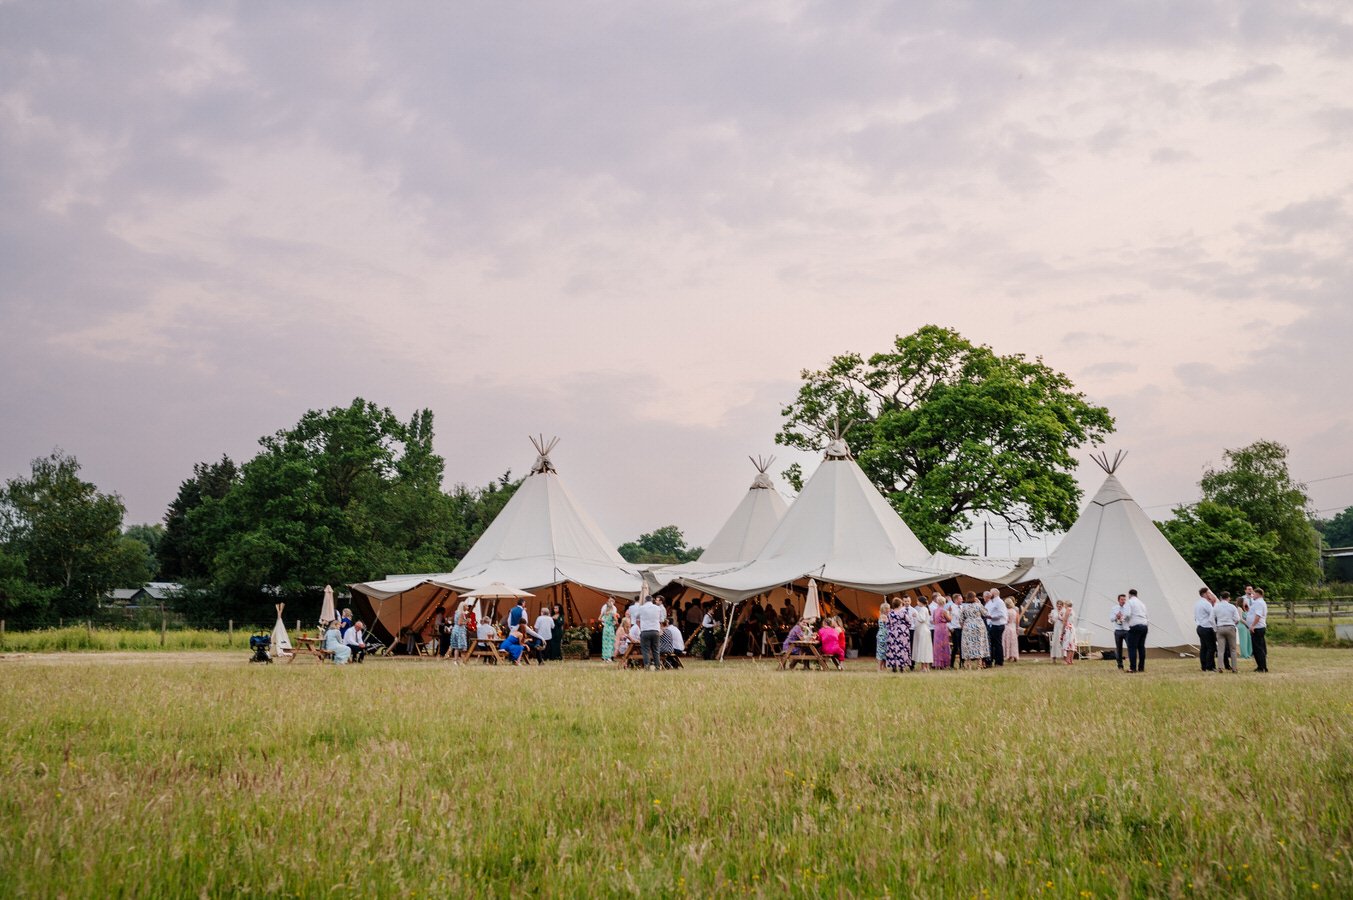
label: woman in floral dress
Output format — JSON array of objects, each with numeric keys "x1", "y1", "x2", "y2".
[
  {"x1": 959, "y1": 592, "x2": 989, "y2": 667},
  {"x1": 932, "y1": 592, "x2": 951, "y2": 669},
  {"x1": 600, "y1": 597, "x2": 618, "y2": 662},
  {"x1": 876, "y1": 600, "x2": 890, "y2": 672},
  {"x1": 884, "y1": 597, "x2": 912, "y2": 672}
]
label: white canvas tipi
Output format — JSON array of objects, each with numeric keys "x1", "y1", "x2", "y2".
[
  {"x1": 439, "y1": 436, "x2": 643, "y2": 617},
  {"x1": 679, "y1": 440, "x2": 956, "y2": 610},
  {"x1": 270, "y1": 602, "x2": 293, "y2": 657},
  {"x1": 1030, "y1": 452, "x2": 1205, "y2": 651},
  {"x1": 697, "y1": 456, "x2": 789, "y2": 565}
]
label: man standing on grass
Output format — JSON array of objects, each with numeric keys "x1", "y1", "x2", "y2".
[
  {"x1": 1111, "y1": 594, "x2": 1130, "y2": 670},
  {"x1": 635, "y1": 594, "x2": 666, "y2": 671},
  {"x1": 1248, "y1": 588, "x2": 1269, "y2": 672},
  {"x1": 700, "y1": 603, "x2": 719, "y2": 660},
  {"x1": 1210, "y1": 591, "x2": 1241, "y2": 673},
  {"x1": 1194, "y1": 588, "x2": 1218, "y2": 672},
  {"x1": 1123, "y1": 589, "x2": 1149, "y2": 673},
  {"x1": 984, "y1": 590, "x2": 1007, "y2": 667}
]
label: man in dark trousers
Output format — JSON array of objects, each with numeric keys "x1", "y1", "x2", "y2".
[
  {"x1": 1193, "y1": 588, "x2": 1217, "y2": 672},
  {"x1": 1123, "y1": 588, "x2": 1149, "y2": 673},
  {"x1": 1248, "y1": 588, "x2": 1269, "y2": 672},
  {"x1": 1111, "y1": 594, "x2": 1130, "y2": 670}
]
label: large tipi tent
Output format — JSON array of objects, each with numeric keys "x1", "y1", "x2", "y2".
[
  {"x1": 437, "y1": 436, "x2": 643, "y2": 621},
  {"x1": 679, "y1": 440, "x2": 1023, "y2": 616},
  {"x1": 1028, "y1": 452, "x2": 1205, "y2": 652}
]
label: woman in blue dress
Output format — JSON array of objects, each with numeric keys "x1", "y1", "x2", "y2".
[
  {"x1": 500, "y1": 627, "x2": 525, "y2": 664},
  {"x1": 884, "y1": 597, "x2": 912, "y2": 673},
  {"x1": 323, "y1": 622, "x2": 352, "y2": 665}
]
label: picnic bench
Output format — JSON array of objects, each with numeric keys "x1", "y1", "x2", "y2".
[
  {"x1": 464, "y1": 636, "x2": 504, "y2": 665},
  {"x1": 287, "y1": 635, "x2": 335, "y2": 664},
  {"x1": 778, "y1": 639, "x2": 830, "y2": 670}
]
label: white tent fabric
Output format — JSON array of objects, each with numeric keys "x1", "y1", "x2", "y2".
[
  {"x1": 436, "y1": 443, "x2": 643, "y2": 604},
  {"x1": 679, "y1": 446, "x2": 996, "y2": 604},
  {"x1": 270, "y1": 602, "x2": 292, "y2": 657},
  {"x1": 1026, "y1": 472, "x2": 1205, "y2": 651},
  {"x1": 697, "y1": 463, "x2": 789, "y2": 565}
]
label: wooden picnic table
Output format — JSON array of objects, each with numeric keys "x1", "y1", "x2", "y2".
[
  {"x1": 464, "y1": 636, "x2": 504, "y2": 665},
  {"x1": 780, "y1": 639, "x2": 829, "y2": 670},
  {"x1": 287, "y1": 635, "x2": 334, "y2": 664}
]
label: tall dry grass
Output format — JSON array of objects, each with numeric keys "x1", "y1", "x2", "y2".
[{"x1": 0, "y1": 650, "x2": 1349, "y2": 897}]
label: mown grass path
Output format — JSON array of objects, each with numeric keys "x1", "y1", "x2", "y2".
[{"x1": 1, "y1": 650, "x2": 1350, "y2": 897}]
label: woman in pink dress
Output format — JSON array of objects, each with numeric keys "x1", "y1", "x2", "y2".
[
  {"x1": 1002, "y1": 597, "x2": 1019, "y2": 662},
  {"x1": 818, "y1": 616, "x2": 846, "y2": 668},
  {"x1": 932, "y1": 592, "x2": 951, "y2": 669}
]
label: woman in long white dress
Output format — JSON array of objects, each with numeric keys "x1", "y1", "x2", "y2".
[
  {"x1": 911, "y1": 597, "x2": 933, "y2": 671},
  {"x1": 1061, "y1": 602, "x2": 1077, "y2": 665},
  {"x1": 1049, "y1": 599, "x2": 1064, "y2": 661}
]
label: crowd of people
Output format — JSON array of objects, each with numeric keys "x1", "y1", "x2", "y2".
[{"x1": 321, "y1": 582, "x2": 1275, "y2": 673}]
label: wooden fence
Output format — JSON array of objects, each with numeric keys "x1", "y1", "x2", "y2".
[{"x1": 1282, "y1": 597, "x2": 1353, "y2": 628}]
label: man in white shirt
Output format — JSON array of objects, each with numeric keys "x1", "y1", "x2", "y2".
[
  {"x1": 635, "y1": 597, "x2": 667, "y2": 671},
  {"x1": 1248, "y1": 588, "x2": 1269, "y2": 672},
  {"x1": 1110, "y1": 595, "x2": 1130, "y2": 670},
  {"x1": 1210, "y1": 591, "x2": 1241, "y2": 673},
  {"x1": 532, "y1": 610, "x2": 555, "y2": 665},
  {"x1": 1123, "y1": 589, "x2": 1149, "y2": 673},
  {"x1": 700, "y1": 604, "x2": 719, "y2": 660},
  {"x1": 1194, "y1": 588, "x2": 1218, "y2": 672},
  {"x1": 660, "y1": 621, "x2": 685, "y2": 668},
  {"x1": 984, "y1": 590, "x2": 1008, "y2": 667}
]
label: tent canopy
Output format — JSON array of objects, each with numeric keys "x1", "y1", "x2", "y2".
[{"x1": 1026, "y1": 460, "x2": 1206, "y2": 652}]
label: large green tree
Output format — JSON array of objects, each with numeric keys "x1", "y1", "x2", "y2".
[
  {"x1": 1157, "y1": 502, "x2": 1286, "y2": 595},
  {"x1": 1316, "y1": 506, "x2": 1353, "y2": 582},
  {"x1": 1198, "y1": 440, "x2": 1321, "y2": 594},
  {"x1": 158, "y1": 456, "x2": 240, "y2": 580},
  {"x1": 172, "y1": 399, "x2": 519, "y2": 625},
  {"x1": 618, "y1": 525, "x2": 702, "y2": 564},
  {"x1": 776, "y1": 325, "x2": 1115, "y2": 552},
  {"x1": 0, "y1": 451, "x2": 128, "y2": 620}
]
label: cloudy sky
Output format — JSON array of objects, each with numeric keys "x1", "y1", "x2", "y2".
[{"x1": 3, "y1": 0, "x2": 1351, "y2": 556}]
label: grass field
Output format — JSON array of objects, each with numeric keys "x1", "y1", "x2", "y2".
[{"x1": 0, "y1": 650, "x2": 1350, "y2": 898}]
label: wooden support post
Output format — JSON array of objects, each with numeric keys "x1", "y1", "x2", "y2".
[
  {"x1": 228, "y1": 619, "x2": 234, "y2": 644},
  {"x1": 160, "y1": 603, "x2": 167, "y2": 647},
  {"x1": 1, "y1": 619, "x2": 5, "y2": 650},
  {"x1": 1330, "y1": 598, "x2": 1336, "y2": 635}
]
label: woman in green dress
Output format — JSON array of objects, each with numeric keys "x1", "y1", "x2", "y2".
[
  {"x1": 1238, "y1": 599, "x2": 1253, "y2": 659},
  {"x1": 600, "y1": 597, "x2": 618, "y2": 662}
]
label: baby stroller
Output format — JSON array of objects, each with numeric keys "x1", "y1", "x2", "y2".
[{"x1": 249, "y1": 632, "x2": 272, "y2": 664}]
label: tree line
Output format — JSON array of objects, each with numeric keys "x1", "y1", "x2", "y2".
[{"x1": 1, "y1": 327, "x2": 1345, "y2": 630}]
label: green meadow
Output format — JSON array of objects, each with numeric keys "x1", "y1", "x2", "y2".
[{"x1": 0, "y1": 650, "x2": 1349, "y2": 898}]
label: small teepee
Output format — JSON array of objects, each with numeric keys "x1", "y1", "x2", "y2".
[
  {"x1": 1030, "y1": 451, "x2": 1206, "y2": 651},
  {"x1": 696, "y1": 455, "x2": 790, "y2": 565},
  {"x1": 270, "y1": 603, "x2": 293, "y2": 657}
]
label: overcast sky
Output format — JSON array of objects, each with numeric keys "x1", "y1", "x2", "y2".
[{"x1": 3, "y1": 1, "x2": 1351, "y2": 557}]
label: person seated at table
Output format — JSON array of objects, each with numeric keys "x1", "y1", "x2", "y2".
[
  {"x1": 781, "y1": 619, "x2": 808, "y2": 655},
  {"x1": 615, "y1": 622, "x2": 632, "y2": 657},
  {"x1": 660, "y1": 621, "x2": 685, "y2": 668},
  {"x1": 323, "y1": 621, "x2": 352, "y2": 665},
  {"x1": 344, "y1": 620, "x2": 368, "y2": 663},
  {"x1": 500, "y1": 626, "x2": 531, "y2": 664},
  {"x1": 818, "y1": 616, "x2": 846, "y2": 667}
]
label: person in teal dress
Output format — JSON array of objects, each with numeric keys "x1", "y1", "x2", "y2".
[
  {"x1": 1238, "y1": 600, "x2": 1253, "y2": 659},
  {"x1": 323, "y1": 623, "x2": 352, "y2": 664},
  {"x1": 875, "y1": 600, "x2": 889, "y2": 671},
  {"x1": 600, "y1": 597, "x2": 618, "y2": 662}
]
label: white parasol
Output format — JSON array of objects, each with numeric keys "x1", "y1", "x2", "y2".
[
  {"x1": 319, "y1": 585, "x2": 336, "y2": 627},
  {"x1": 803, "y1": 578, "x2": 821, "y2": 622},
  {"x1": 462, "y1": 581, "x2": 535, "y2": 600}
]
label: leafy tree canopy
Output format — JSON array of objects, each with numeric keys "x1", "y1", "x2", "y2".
[
  {"x1": 619, "y1": 525, "x2": 702, "y2": 564},
  {"x1": 0, "y1": 450, "x2": 128, "y2": 620},
  {"x1": 158, "y1": 456, "x2": 239, "y2": 581},
  {"x1": 1316, "y1": 506, "x2": 1353, "y2": 550},
  {"x1": 1199, "y1": 440, "x2": 1321, "y2": 593},
  {"x1": 776, "y1": 325, "x2": 1114, "y2": 552},
  {"x1": 1156, "y1": 501, "x2": 1286, "y2": 597}
]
